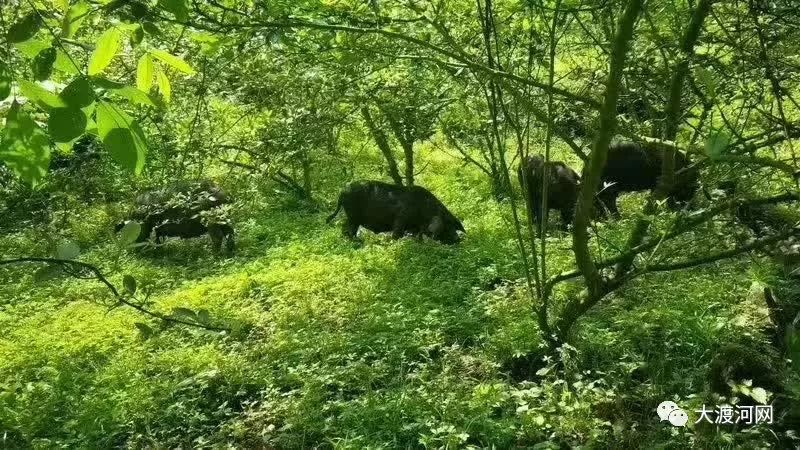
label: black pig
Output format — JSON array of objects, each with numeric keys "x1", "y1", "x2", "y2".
[
  {"x1": 517, "y1": 155, "x2": 582, "y2": 232},
  {"x1": 598, "y1": 142, "x2": 698, "y2": 217},
  {"x1": 115, "y1": 180, "x2": 234, "y2": 253},
  {"x1": 327, "y1": 180, "x2": 465, "y2": 244},
  {"x1": 153, "y1": 219, "x2": 235, "y2": 253}
]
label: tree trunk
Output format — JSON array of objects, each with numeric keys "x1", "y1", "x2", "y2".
[
  {"x1": 384, "y1": 112, "x2": 416, "y2": 186},
  {"x1": 614, "y1": 0, "x2": 714, "y2": 278},
  {"x1": 301, "y1": 152, "x2": 312, "y2": 198},
  {"x1": 557, "y1": 0, "x2": 643, "y2": 341},
  {"x1": 402, "y1": 141, "x2": 414, "y2": 186},
  {"x1": 360, "y1": 106, "x2": 404, "y2": 185}
]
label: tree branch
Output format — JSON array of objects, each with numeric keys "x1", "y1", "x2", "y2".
[{"x1": 0, "y1": 258, "x2": 229, "y2": 332}]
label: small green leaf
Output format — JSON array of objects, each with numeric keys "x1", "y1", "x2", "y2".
[
  {"x1": 136, "y1": 54, "x2": 154, "y2": 92},
  {"x1": 141, "y1": 21, "x2": 161, "y2": 36},
  {"x1": 159, "y1": 0, "x2": 188, "y2": 22},
  {"x1": 130, "y1": 2, "x2": 149, "y2": 19},
  {"x1": 750, "y1": 387, "x2": 769, "y2": 404},
  {"x1": 155, "y1": 66, "x2": 171, "y2": 102},
  {"x1": 522, "y1": 17, "x2": 532, "y2": 32},
  {"x1": 18, "y1": 80, "x2": 66, "y2": 109},
  {"x1": 119, "y1": 221, "x2": 143, "y2": 244},
  {"x1": 56, "y1": 241, "x2": 80, "y2": 260},
  {"x1": 172, "y1": 307, "x2": 197, "y2": 320},
  {"x1": 34, "y1": 264, "x2": 63, "y2": 283},
  {"x1": 53, "y1": 0, "x2": 70, "y2": 13},
  {"x1": 0, "y1": 62, "x2": 10, "y2": 101},
  {"x1": 130, "y1": 24, "x2": 144, "y2": 45},
  {"x1": 32, "y1": 47, "x2": 57, "y2": 81},
  {"x1": 60, "y1": 76, "x2": 95, "y2": 108},
  {"x1": 123, "y1": 275, "x2": 137, "y2": 294},
  {"x1": 149, "y1": 49, "x2": 195, "y2": 75},
  {"x1": 6, "y1": 13, "x2": 42, "y2": 43},
  {"x1": 134, "y1": 322, "x2": 154, "y2": 339},
  {"x1": 705, "y1": 130, "x2": 731, "y2": 160},
  {"x1": 48, "y1": 108, "x2": 88, "y2": 142},
  {"x1": 695, "y1": 67, "x2": 716, "y2": 98},
  {"x1": 61, "y1": 1, "x2": 90, "y2": 39},
  {"x1": 0, "y1": 102, "x2": 51, "y2": 187},
  {"x1": 89, "y1": 27, "x2": 122, "y2": 75}
]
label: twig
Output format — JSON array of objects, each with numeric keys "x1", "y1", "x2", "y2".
[{"x1": 0, "y1": 258, "x2": 230, "y2": 332}]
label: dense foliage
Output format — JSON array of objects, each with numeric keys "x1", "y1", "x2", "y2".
[{"x1": 2, "y1": 0, "x2": 800, "y2": 447}]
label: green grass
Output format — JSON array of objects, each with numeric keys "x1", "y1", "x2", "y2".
[{"x1": 0, "y1": 143, "x2": 785, "y2": 448}]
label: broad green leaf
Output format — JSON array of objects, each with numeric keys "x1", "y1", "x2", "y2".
[
  {"x1": 0, "y1": 102, "x2": 51, "y2": 187},
  {"x1": 137, "y1": 54, "x2": 154, "y2": 92},
  {"x1": 0, "y1": 62, "x2": 10, "y2": 101},
  {"x1": 14, "y1": 39, "x2": 50, "y2": 58},
  {"x1": 159, "y1": 0, "x2": 189, "y2": 21},
  {"x1": 149, "y1": 49, "x2": 195, "y2": 75},
  {"x1": 18, "y1": 80, "x2": 66, "y2": 109},
  {"x1": 6, "y1": 13, "x2": 42, "y2": 43},
  {"x1": 88, "y1": 28, "x2": 122, "y2": 75},
  {"x1": 123, "y1": 275, "x2": 137, "y2": 294},
  {"x1": 191, "y1": 32, "x2": 222, "y2": 55},
  {"x1": 119, "y1": 221, "x2": 142, "y2": 244},
  {"x1": 117, "y1": 23, "x2": 143, "y2": 33},
  {"x1": 94, "y1": 77, "x2": 154, "y2": 105},
  {"x1": 82, "y1": 102, "x2": 96, "y2": 117},
  {"x1": 155, "y1": 66, "x2": 171, "y2": 103},
  {"x1": 17, "y1": 42, "x2": 79, "y2": 75},
  {"x1": 32, "y1": 47, "x2": 57, "y2": 81},
  {"x1": 92, "y1": 77, "x2": 125, "y2": 90},
  {"x1": 103, "y1": 128, "x2": 143, "y2": 174},
  {"x1": 48, "y1": 108, "x2": 88, "y2": 142},
  {"x1": 96, "y1": 100, "x2": 134, "y2": 134},
  {"x1": 134, "y1": 322, "x2": 154, "y2": 339},
  {"x1": 54, "y1": 49, "x2": 80, "y2": 74},
  {"x1": 96, "y1": 100, "x2": 148, "y2": 173},
  {"x1": 705, "y1": 130, "x2": 731, "y2": 160},
  {"x1": 61, "y1": 1, "x2": 90, "y2": 39},
  {"x1": 110, "y1": 85, "x2": 156, "y2": 106},
  {"x1": 85, "y1": 118, "x2": 98, "y2": 135},
  {"x1": 60, "y1": 76, "x2": 95, "y2": 108},
  {"x1": 56, "y1": 241, "x2": 81, "y2": 260}
]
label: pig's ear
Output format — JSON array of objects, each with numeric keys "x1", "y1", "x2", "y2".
[{"x1": 428, "y1": 215, "x2": 444, "y2": 235}]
